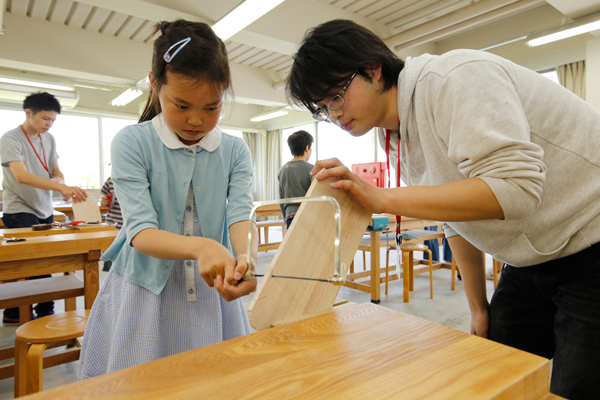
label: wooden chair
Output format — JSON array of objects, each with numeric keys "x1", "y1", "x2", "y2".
[
  {"x1": 14, "y1": 309, "x2": 89, "y2": 398},
  {"x1": 395, "y1": 243, "x2": 434, "y2": 303},
  {"x1": 256, "y1": 220, "x2": 286, "y2": 252}
]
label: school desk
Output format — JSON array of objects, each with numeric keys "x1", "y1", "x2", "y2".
[
  {"x1": 22, "y1": 302, "x2": 555, "y2": 400},
  {"x1": 0, "y1": 211, "x2": 66, "y2": 228},
  {"x1": 0, "y1": 230, "x2": 117, "y2": 309}
]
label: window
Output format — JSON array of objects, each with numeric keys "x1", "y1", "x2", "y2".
[
  {"x1": 317, "y1": 122, "x2": 374, "y2": 168},
  {"x1": 282, "y1": 123, "x2": 317, "y2": 165},
  {"x1": 102, "y1": 117, "x2": 137, "y2": 182},
  {"x1": 221, "y1": 128, "x2": 243, "y2": 139},
  {"x1": 539, "y1": 69, "x2": 559, "y2": 84},
  {"x1": 51, "y1": 114, "x2": 100, "y2": 189},
  {"x1": 0, "y1": 109, "x2": 26, "y2": 188}
]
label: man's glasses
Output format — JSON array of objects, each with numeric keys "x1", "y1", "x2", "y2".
[{"x1": 312, "y1": 70, "x2": 358, "y2": 122}]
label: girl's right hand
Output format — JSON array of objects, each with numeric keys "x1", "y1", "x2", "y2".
[
  {"x1": 311, "y1": 158, "x2": 386, "y2": 214},
  {"x1": 197, "y1": 241, "x2": 237, "y2": 288}
]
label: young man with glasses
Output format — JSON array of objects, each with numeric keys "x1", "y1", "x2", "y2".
[{"x1": 287, "y1": 19, "x2": 600, "y2": 400}]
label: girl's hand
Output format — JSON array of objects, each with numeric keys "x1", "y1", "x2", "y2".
[
  {"x1": 197, "y1": 241, "x2": 236, "y2": 288},
  {"x1": 311, "y1": 158, "x2": 386, "y2": 214},
  {"x1": 214, "y1": 253, "x2": 257, "y2": 301},
  {"x1": 470, "y1": 308, "x2": 490, "y2": 338},
  {"x1": 100, "y1": 195, "x2": 110, "y2": 206}
]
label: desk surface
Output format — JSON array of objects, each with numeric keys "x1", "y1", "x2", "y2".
[
  {"x1": 0, "y1": 230, "x2": 117, "y2": 263},
  {"x1": 26, "y1": 303, "x2": 551, "y2": 400}
]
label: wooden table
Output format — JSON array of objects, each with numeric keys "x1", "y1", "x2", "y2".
[
  {"x1": 0, "y1": 225, "x2": 115, "y2": 239},
  {"x1": 344, "y1": 215, "x2": 448, "y2": 303},
  {"x1": 254, "y1": 203, "x2": 282, "y2": 218},
  {"x1": 24, "y1": 303, "x2": 553, "y2": 399},
  {"x1": 0, "y1": 230, "x2": 117, "y2": 309},
  {"x1": 0, "y1": 211, "x2": 66, "y2": 228}
]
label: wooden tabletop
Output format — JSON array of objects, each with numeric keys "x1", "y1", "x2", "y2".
[
  {"x1": 254, "y1": 203, "x2": 282, "y2": 218},
  {"x1": 25, "y1": 303, "x2": 552, "y2": 399},
  {"x1": 0, "y1": 230, "x2": 118, "y2": 264},
  {"x1": 0, "y1": 225, "x2": 115, "y2": 238}
]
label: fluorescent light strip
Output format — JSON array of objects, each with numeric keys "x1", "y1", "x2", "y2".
[
  {"x1": 250, "y1": 109, "x2": 288, "y2": 122},
  {"x1": 212, "y1": 0, "x2": 286, "y2": 40},
  {"x1": 527, "y1": 20, "x2": 600, "y2": 47},
  {"x1": 110, "y1": 88, "x2": 143, "y2": 107},
  {"x1": 0, "y1": 77, "x2": 74, "y2": 92}
]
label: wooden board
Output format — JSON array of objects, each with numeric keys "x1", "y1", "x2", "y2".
[
  {"x1": 72, "y1": 198, "x2": 103, "y2": 223},
  {"x1": 247, "y1": 176, "x2": 372, "y2": 330},
  {"x1": 0, "y1": 225, "x2": 115, "y2": 238}
]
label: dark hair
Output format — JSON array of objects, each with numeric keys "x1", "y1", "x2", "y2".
[
  {"x1": 287, "y1": 130, "x2": 314, "y2": 157},
  {"x1": 23, "y1": 92, "x2": 61, "y2": 114},
  {"x1": 139, "y1": 20, "x2": 232, "y2": 123},
  {"x1": 286, "y1": 19, "x2": 404, "y2": 114}
]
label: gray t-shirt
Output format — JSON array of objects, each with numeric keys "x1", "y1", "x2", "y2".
[
  {"x1": 1, "y1": 126, "x2": 59, "y2": 218},
  {"x1": 278, "y1": 160, "x2": 314, "y2": 219}
]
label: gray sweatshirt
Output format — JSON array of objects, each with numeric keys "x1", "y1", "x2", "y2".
[{"x1": 378, "y1": 50, "x2": 600, "y2": 267}]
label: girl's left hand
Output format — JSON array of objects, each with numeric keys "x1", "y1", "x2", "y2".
[{"x1": 214, "y1": 254, "x2": 257, "y2": 301}]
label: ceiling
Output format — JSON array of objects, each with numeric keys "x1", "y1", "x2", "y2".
[{"x1": 1, "y1": 0, "x2": 600, "y2": 129}]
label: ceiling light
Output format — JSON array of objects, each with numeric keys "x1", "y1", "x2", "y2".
[
  {"x1": 212, "y1": 0, "x2": 286, "y2": 40},
  {"x1": 526, "y1": 17, "x2": 600, "y2": 47},
  {"x1": 0, "y1": 77, "x2": 74, "y2": 92},
  {"x1": 250, "y1": 108, "x2": 288, "y2": 122},
  {"x1": 110, "y1": 88, "x2": 143, "y2": 107}
]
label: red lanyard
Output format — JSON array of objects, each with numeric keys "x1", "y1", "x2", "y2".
[
  {"x1": 21, "y1": 125, "x2": 51, "y2": 178},
  {"x1": 385, "y1": 121, "x2": 401, "y2": 244}
]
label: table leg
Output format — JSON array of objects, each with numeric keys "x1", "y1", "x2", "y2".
[
  {"x1": 84, "y1": 250, "x2": 101, "y2": 309},
  {"x1": 370, "y1": 232, "x2": 381, "y2": 304}
]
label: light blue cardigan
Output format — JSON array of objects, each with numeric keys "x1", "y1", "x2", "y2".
[{"x1": 101, "y1": 119, "x2": 254, "y2": 295}]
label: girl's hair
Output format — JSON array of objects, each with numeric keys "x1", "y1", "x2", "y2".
[
  {"x1": 139, "y1": 20, "x2": 232, "y2": 123},
  {"x1": 286, "y1": 19, "x2": 405, "y2": 115}
]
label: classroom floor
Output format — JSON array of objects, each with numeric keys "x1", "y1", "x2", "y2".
[{"x1": 0, "y1": 227, "x2": 496, "y2": 399}]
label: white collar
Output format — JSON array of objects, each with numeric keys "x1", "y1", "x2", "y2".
[{"x1": 151, "y1": 113, "x2": 221, "y2": 152}]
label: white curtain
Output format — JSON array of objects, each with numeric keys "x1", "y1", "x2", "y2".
[
  {"x1": 266, "y1": 129, "x2": 281, "y2": 202},
  {"x1": 557, "y1": 61, "x2": 586, "y2": 99},
  {"x1": 242, "y1": 132, "x2": 263, "y2": 201}
]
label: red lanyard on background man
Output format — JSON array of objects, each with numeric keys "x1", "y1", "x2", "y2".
[
  {"x1": 21, "y1": 125, "x2": 52, "y2": 179},
  {"x1": 385, "y1": 121, "x2": 402, "y2": 245}
]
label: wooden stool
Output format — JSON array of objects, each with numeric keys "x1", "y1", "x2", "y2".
[
  {"x1": 14, "y1": 310, "x2": 89, "y2": 398},
  {"x1": 398, "y1": 243, "x2": 434, "y2": 303}
]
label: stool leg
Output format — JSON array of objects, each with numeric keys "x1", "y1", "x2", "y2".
[
  {"x1": 27, "y1": 343, "x2": 47, "y2": 395},
  {"x1": 65, "y1": 297, "x2": 77, "y2": 312},
  {"x1": 362, "y1": 251, "x2": 366, "y2": 271},
  {"x1": 385, "y1": 248, "x2": 389, "y2": 296},
  {"x1": 257, "y1": 228, "x2": 262, "y2": 245},
  {"x1": 402, "y1": 250, "x2": 410, "y2": 303},
  {"x1": 19, "y1": 305, "x2": 33, "y2": 325},
  {"x1": 264, "y1": 227, "x2": 269, "y2": 244},
  {"x1": 350, "y1": 260, "x2": 355, "y2": 274},
  {"x1": 451, "y1": 257, "x2": 456, "y2": 291},
  {"x1": 409, "y1": 252, "x2": 414, "y2": 292},
  {"x1": 14, "y1": 339, "x2": 28, "y2": 398},
  {"x1": 424, "y1": 249, "x2": 433, "y2": 299}
]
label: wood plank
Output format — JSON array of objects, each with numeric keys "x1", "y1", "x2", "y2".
[
  {"x1": 0, "y1": 225, "x2": 115, "y2": 238},
  {"x1": 22, "y1": 303, "x2": 552, "y2": 400},
  {"x1": 0, "y1": 231, "x2": 117, "y2": 263},
  {"x1": 247, "y1": 177, "x2": 372, "y2": 330}
]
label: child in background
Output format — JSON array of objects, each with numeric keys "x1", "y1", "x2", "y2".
[
  {"x1": 100, "y1": 176, "x2": 122, "y2": 271},
  {"x1": 278, "y1": 130, "x2": 314, "y2": 229},
  {"x1": 100, "y1": 176, "x2": 122, "y2": 229},
  {"x1": 79, "y1": 20, "x2": 258, "y2": 378}
]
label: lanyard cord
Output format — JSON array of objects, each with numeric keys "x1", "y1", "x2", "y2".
[
  {"x1": 20, "y1": 125, "x2": 51, "y2": 178},
  {"x1": 385, "y1": 121, "x2": 402, "y2": 245}
]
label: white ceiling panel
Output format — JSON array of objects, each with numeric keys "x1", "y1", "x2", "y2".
[
  {"x1": 30, "y1": 0, "x2": 52, "y2": 20},
  {"x1": 83, "y1": 7, "x2": 111, "y2": 32},
  {"x1": 67, "y1": 2, "x2": 93, "y2": 29}
]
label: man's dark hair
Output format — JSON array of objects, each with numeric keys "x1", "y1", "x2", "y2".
[
  {"x1": 23, "y1": 92, "x2": 61, "y2": 114},
  {"x1": 288, "y1": 130, "x2": 314, "y2": 157},
  {"x1": 286, "y1": 19, "x2": 404, "y2": 114}
]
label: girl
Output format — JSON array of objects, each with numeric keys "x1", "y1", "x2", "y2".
[{"x1": 79, "y1": 20, "x2": 258, "y2": 378}]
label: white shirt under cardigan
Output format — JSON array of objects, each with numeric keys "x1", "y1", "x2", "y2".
[{"x1": 379, "y1": 49, "x2": 600, "y2": 267}]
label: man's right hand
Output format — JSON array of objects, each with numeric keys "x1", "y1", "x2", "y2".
[{"x1": 60, "y1": 185, "x2": 88, "y2": 203}]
